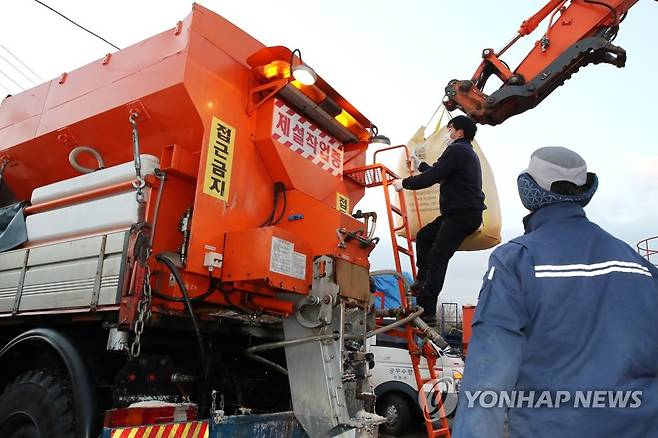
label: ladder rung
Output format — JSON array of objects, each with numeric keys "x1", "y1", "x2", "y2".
[
  {"x1": 390, "y1": 205, "x2": 403, "y2": 216},
  {"x1": 397, "y1": 247, "x2": 412, "y2": 256},
  {"x1": 393, "y1": 223, "x2": 408, "y2": 232}
]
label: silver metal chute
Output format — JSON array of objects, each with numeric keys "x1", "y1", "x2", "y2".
[{"x1": 283, "y1": 256, "x2": 385, "y2": 437}]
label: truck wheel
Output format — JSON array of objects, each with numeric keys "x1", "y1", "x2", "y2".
[
  {"x1": 377, "y1": 393, "x2": 412, "y2": 436},
  {"x1": 0, "y1": 370, "x2": 75, "y2": 438}
]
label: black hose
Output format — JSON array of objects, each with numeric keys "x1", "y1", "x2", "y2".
[
  {"x1": 272, "y1": 187, "x2": 287, "y2": 225},
  {"x1": 260, "y1": 182, "x2": 280, "y2": 227},
  {"x1": 260, "y1": 182, "x2": 286, "y2": 227},
  {"x1": 584, "y1": 0, "x2": 618, "y2": 25},
  {"x1": 150, "y1": 272, "x2": 218, "y2": 303},
  {"x1": 155, "y1": 254, "x2": 207, "y2": 367},
  {"x1": 221, "y1": 288, "x2": 249, "y2": 314}
]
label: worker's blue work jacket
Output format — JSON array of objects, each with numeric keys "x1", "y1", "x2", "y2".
[{"x1": 453, "y1": 202, "x2": 658, "y2": 438}]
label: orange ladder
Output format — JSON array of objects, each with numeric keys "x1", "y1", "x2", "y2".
[{"x1": 344, "y1": 159, "x2": 451, "y2": 438}]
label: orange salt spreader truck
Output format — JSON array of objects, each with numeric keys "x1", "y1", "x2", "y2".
[{"x1": 0, "y1": 4, "x2": 413, "y2": 437}]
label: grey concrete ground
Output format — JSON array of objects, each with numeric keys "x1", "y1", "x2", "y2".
[
  {"x1": 379, "y1": 427, "x2": 425, "y2": 438},
  {"x1": 380, "y1": 418, "x2": 453, "y2": 437}
]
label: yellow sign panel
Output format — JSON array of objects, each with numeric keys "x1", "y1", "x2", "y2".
[
  {"x1": 203, "y1": 116, "x2": 236, "y2": 201},
  {"x1": 336, "y1": 193, "x2": 350, "y2": 214}
]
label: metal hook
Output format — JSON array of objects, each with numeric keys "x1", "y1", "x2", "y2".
[{"x1": 129, "y1": 112, "x2": 145, "y2": 202}]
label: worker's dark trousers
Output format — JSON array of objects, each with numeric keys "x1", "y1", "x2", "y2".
[{"x1": 415, "y1": 210, "x2": 482, "y2": 318}]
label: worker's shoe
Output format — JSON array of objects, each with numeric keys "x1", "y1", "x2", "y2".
[
  {"x1": 409, "y1": 279, "x2": 425, "y2": 296},
  {"x1": 416, "y1": 295, "x2": 438, "y2": 326}
]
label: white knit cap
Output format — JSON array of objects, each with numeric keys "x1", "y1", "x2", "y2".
[{"x1": 524, "y1": 147, "x2": 587, "y2": 191}]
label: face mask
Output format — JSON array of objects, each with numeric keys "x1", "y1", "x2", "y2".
[{"x1": 443, "y1": 133, "x2": 455, "y2": 145}]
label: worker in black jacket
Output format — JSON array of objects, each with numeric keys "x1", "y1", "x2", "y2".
[{"x1": 392, "y1": 115, "x2": 485, "y2": 323}]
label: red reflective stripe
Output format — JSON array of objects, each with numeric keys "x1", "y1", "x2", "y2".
[
  {"x1": 134, "y1": 427, "x2": 147, "y2": 438},
  {"x1": 186, "y1": 423, "x2": 199, "y2": 438},
  {"x1": 119, "y1": 428, "x2": 133, "y2": 438},
  {"x1": 195, "y1": 422, "x2": 207, "y2": 438},
  {"x1": 198, "y1": 422, "x2": 208, "y2": 438},
  {"x1": 173, "y1": 423, "x2": 186, "y2": 438},
  {"x1": 161, "y1": 424, "x2": 174, "y2": 438}
]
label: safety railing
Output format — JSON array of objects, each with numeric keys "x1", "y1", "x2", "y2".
[
  {"x1": 637, "y1": 236, "x2": 658, "y2": 266},
  {"x1": 371, "y1": 144, "x2": 424, "y2": 236}
]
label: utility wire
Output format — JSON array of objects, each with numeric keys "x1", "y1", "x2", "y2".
[
  {"x1": 0, "y1": 68, "x2": 24, "y2": 91},
  {"x1": 33, "y1": 0, "x2": 120, "y2": 51},
  {"x1": 0, "y1": 45, "x2": 43, "y2": 82},
  {"x1": 0, "y1": 53, "x2": 37, "y2": 86}
]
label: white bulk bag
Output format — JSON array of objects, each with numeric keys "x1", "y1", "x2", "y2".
[{"x1": 394, "y1": 121, "x2": 501, "y2": 251}]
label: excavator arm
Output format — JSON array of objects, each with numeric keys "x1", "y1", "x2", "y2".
[{"x1": 444, "y1": 0, "x2": 643, "y2": 125}]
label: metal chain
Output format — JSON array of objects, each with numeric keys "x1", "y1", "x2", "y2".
[
  {"x1": 129, "y1": 264, "x2": 152, "y2": 358},
  {"x1": 0, "y1": 157, "x2": 9, "y2": 184}
]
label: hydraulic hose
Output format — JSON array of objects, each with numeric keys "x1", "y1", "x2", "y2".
[
  {"x1": 244, "y1": 352, "x2": 288, "y2": 376},
  {"x1": 68, "y1": 146, "x2": 105, "y2": 174},
  {"x1": 260, "y1": 182, "x2": 286, "y2": 227},
  {"x1": 413, "y1": 316, "x2": 450, "y2": 350},
  {"x1": 369, "y1": 306, "x2": 450, "y2": 350},
  {"x1": 369, "y1": 269, "x2": 411, "y2": 291},
  {"x1": 155, "y1": 254, "x2": 207, "y2": 367},
  {"x1": 150, "y1": 273, "x2": 218, "y2": 303},
  {"x1": 243, "y1": 333, "x2": 339, "y2": 376},
  {"x1": 366, "y1": 307, "x2": 424, "y2": 338}
]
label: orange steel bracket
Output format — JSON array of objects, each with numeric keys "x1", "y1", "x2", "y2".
[
  {"x1": 472, "y1": 48, "x2": 515, "y2": 84},
  {"x1": 126, "y1": 99, "x2": 151, "y2": 122},
  {"x1": 247, "y1": 77, "x2": 288, "y2": 115},
  {"x1": 343, "y1": 140, "x2": 369, "y2": 167},
  {"x1": 160, "y1": 144, "x2": 198, "y2": 183},
  {"x1": 246, "y1": 45, "x2": 294, "y2": 115}
]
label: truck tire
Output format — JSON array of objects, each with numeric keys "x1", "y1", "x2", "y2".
[
  {"x1": 0, "y1": 370, "x2": 75, "y2": 438},
  {"x1": 377, "y1": 393, "x2": 412, "y2": 436}
]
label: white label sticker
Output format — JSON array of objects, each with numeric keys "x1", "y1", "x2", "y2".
[
  {"x1": 292, "y1": 251, "x2": 307, "y2": 280},
  {"x1": 270, "y1": 237, "x2": 306, "y2": 280}
]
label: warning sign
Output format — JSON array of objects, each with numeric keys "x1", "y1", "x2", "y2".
[
  {"x1": 271, "y1": 99, "x2": 343, "y2": 177},
  {"x1": 270, "y1": 236, "x2": 306, "y2": 280},
  {"x1": 203, "y1": 116, "x2": 235, "y2": 201},
  {"x1": 336, "y1": 192, "x2": 350, "y2": 214}
]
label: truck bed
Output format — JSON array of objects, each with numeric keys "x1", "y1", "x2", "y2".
[{"x1": 0, "y1": 230, "x2": 129, "y2": 316}]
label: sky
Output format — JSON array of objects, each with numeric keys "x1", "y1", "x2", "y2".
[{"x1": 1, "y1": 1, "x2": 657, "y2": 307}]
